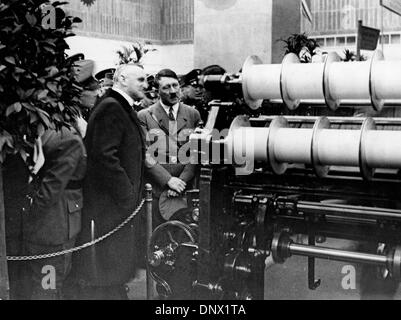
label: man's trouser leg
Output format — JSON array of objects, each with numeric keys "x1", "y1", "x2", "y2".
[
  {"x1": 7, "y1": 237, "x2": 30, "y2": 300},
  {"x1": 23, "y1": 238, "x2": 76, "y2": 300}
]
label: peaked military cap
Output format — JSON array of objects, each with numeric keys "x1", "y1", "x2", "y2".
[
  {"x1": 180, "y1": 68, "x2": 201, "y2": 86},
  {"x1": 94, "y1": 68, "x2": 116, "y2": 82}
]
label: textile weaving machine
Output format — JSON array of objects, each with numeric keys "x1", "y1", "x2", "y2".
[{"x1": 147, "y1": 51, "x2": 401, "y2": 300}]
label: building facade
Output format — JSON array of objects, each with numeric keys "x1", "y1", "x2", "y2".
[
  {"x1": 302, "y1": 0, "x2": 401, "y2": 59},
  {"x1": 65, "y1": 0, "x2": 301, "y2": 73},
  {"x1": 65, "y1": 0, "x2": 195, "y2": 73},
  {"x1": 65, "y1": 0, "x2": 194, "y2": 43}
]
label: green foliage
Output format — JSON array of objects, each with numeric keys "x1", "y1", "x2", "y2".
[
  {"x1": 116, "y1": 41, "x2": 156, "y2": 65},
  {"x1": 342, "y1": 49, "x2": 367, "y2": 62},
  {"x1": 0, "y1": 0, "x2": 82, "y2": 163},
  {"x1": 281, "y1": 33, "x2": 319, "y2": 63},
  {"x1": 342, "y1": 49, "x2": 356, "y2": 62}
]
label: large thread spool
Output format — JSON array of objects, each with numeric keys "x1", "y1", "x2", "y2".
[
  {"x1": 226, "y1": 116, "x2": 401, "y2": 180},
  {"x1": 242, "y1": 51, "x2": 401, "y2": 111}
]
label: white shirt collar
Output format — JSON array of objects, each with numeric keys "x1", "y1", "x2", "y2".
[
  {"x1": 160, "y1": 100, "x2": 179, "y2": 119},
  {"x1": 112, "y1": 87, "x2": 135, "y2": 107}
]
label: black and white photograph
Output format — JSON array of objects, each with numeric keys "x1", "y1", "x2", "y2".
[{"x1": 1, "y1": 0, "x2": 401, "y2": 305}]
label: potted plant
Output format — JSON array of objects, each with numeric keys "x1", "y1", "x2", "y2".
[{"x1": 281, "y1": 33, "x2": 319, "y2": 63}]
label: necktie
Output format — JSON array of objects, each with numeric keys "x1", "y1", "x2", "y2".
[{"x1": 168, "y1": 106, "x2": 175, "y2": 121}]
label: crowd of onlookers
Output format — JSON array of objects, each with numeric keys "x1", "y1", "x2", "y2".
[
  {"x1": 73, "y1": 53, "x2": 228, "y2": 124},
  {"x1": 2, "y1": 54, "x2": 228, "y2": 300}
]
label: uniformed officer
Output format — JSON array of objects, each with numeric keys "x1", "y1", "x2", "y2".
[
  {"x1": 180, "y1": 68, "x2": 203, "y2": 107},
  {"x1": 22, "y1": 125, "x2": 87, "y2": 299}
]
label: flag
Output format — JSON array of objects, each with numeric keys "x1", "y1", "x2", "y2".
[
  {"x1": 301, "y1": 0, "x2": 313, "y2": 23},
  {"x1": 380, "y1": 0, "x2": 401, "y2": 16},
  {"x1": 358, "y1": 23, "x2": 380, "y2": 50}
]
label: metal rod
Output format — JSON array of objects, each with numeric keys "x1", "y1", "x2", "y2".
[
  {"x1": 0, "y1": 169, "x2": 9, "y2": 300},
  {"x1": 381, "y1": 4, "x2": 385, "y2": 54},
  {"x1": 145, "y1": 184, "x2": 154, "y2": 300},
  {"x1": 252, "y1": 116, "x2": 401, "y2": 126},
  {"x1": 297, "y1": 201, "x2": 401, "y2": 221},
  {"x1": 357, "y1": 20, "x2": 362, "y2": 61},
  {"x1": 268, "y1": 99, "x2": 401, "y2": 106},
  {"x1": 289, "y1": 243, "x2": 388, "y2": 265},
  {"x1": 90, "y1": 220, "x2": 98, "y2": 281},
  {"x1": 308, "y1": 234, "x2": 321, "y2": 290}
]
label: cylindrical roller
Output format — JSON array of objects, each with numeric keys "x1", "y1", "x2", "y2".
[
  {"x1": 280, "y1": 53, "x2": 301, "y2": 110},
  {"x1": 359, "y1": 118, "x2": 376, "y2": 180},
  {"x1": 323, "y1": 53, "x2": 342, "y2": 110},
  {"x1": 328, "y1": 61, "x2": 371, "y2": 100},
  {"x1": 316, "y1": 130, "x2": 361, "y2": 166},
  {"x1": 370, "y1": 50, "x2": 385, "y2": 111},
  {"x1": 244, "y1": 65, "x2": 282, "y2": 101},
  {"x1": 273, "y1": 128, "x2": 312, "y2": 163},
  {"x1": 372, "y1": 61, "x2": 401, "y2": 100},
  {"x1": 251, "y1": 115, "x2": 401, "y2": 127},
  {"x1": 364, "y1": 131, "x2": 401, "y2": 168},
  {"x1": 231, "y1": 127, "x2": 269, "y2": 162},
  {"x1": 311, "y1": 117, "x2": 331, "y2": 177},
  {"x1": 226, "y1": 116, "x2": 251, "y2": 164},
  {"x1": 225, "y1": 116, "x2": 401, "y2": 177},
  {"x1": 242, "y1": 56, "x2": 281, "y2": 110},
  {"x1": 249, "y1": 65, "x2": 282, "y2": 99},
  {"x1": 242, "y1": 50, "x2": 401, "y2": 110},
  {"x1": 285, "y1": 63, "x2": 325, "y2": 101},
  {"x1": 226, "y1": 116, "x2": 269, "y2": 175}
]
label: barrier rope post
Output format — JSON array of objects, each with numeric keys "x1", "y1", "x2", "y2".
[
  {"x1": 145, "y1": 184, "x2": 154, "y2": 300},
  {"x1": 0, "y1": 170, "x2": 9, "y2": 300},
  {"x1": 6, "y1": 198, "x2": 146, "y2": 261}
]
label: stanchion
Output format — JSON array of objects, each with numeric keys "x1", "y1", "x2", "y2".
[
  {"x1": 145, "y1": 184, "x2": 154, "y2": 300},
  {"x1": 0, "y1": 169, "x2": 9, "y2": 300}
]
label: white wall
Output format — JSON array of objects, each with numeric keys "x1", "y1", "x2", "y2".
[
  {"x1": 193, "y1": 0, "x2": 300, "y2": 72},
  {"x1": 141, "y1": 44, "x2": 194, "y2": 75},
  {"x1": 66, "y1": 35, "x2": 194, "y2": 75},
  {"x1": 194, "y1": 0, "x2": 272, "y2": 72}
]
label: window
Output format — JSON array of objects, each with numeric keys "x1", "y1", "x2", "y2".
[
  {"x1": 336, "y1": 37, "x2": 346, "y2": 46},
  {"x1": 347, "y1": 36, "x2": 356, "y2": 45},
  {"x1": 380, "y1": 35, "x2": 390, "y2": 44},
  {"x1": 315, "y1": 38, "x2": 325, "y2": 47},
  {"x1": 391, "y1": 34, "x2": 401, "y2": 44},
  {"x1": 326, "y1": 37, "x2": 335, "y2": 46}
]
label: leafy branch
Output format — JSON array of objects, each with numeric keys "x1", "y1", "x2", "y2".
[
  {"x1": 280, "y1": 33, "x2": 320, "y2": 63},
  {"x1": 0, "y1": 0, "x2": 82, "y2": 163},
  {"x1": 116, "y1": 41, "x2": 156, "y2": 65}
]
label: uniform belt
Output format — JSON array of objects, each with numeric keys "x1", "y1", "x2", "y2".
[{"x1": 66, "y1": 180, "x2": 82, "y2": 190}]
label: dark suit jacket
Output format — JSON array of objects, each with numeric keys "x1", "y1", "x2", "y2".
[
  {"x1": 73, "y1": 89, "x2": 145, "y2": 286},
  {"x1": 3, "y1": 155, "x2": 30, "y2": 255},
  {"x1": 23, "y1": 127, "x2": 87, "y2": 246},
  {"x1": 138, "y1": 101, "x2": 201, "y2": 197}
]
